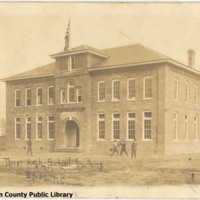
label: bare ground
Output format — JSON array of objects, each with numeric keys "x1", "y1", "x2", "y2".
[{"x1": 0, "y1": 150, "x2": 200, "y2": 186}]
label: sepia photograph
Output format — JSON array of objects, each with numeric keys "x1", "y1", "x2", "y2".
[{"x1": 1, "y1": 2, "x2": 200, "y2": 198}]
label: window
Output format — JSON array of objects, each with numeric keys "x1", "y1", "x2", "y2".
[
  {"x1": 71, "y1": 56, "x2": 75, "y2": 70},
  {"x1": 195, "y1": 86, "x2": 198, "y2": 105},
  {"x1": 15, "y1": 89, "x2": 21, "y2": 107},
  {"x1": 26, "y1": 117, "x2": 31, "y2": 140},
  {"x1": 185, "y1": 82, "x2": 189, "y2": 103},
  {"x1": 61, "y1": 89, "x2": 66, "y2": 104},
  {"x1": 77, "y1": 88, "x2": 82, "y2": 103},
  {"x1": 68, "y1": 83, "x2": 75, "y2": 103},
  {"x1": 15, "y1": 118, "x2": 21, "y2": 140},
  {"x1": 112, "y1": 113, "x2": 120, "y2": 139},
  {"x1": 36, "y1": 117, "x2": 42, "y2": 140},
  {"x1": 25, "y1": 88, "x2": 31, "y2": 106},
  {"x1": 98, "y1": 81, "x2": 105, "y2": 102},
  {"x1": 48, "y1": 116, "x2": 54, "y2": 140},
  {"x1": 98, "y1": 114, "x2": 105, "y2": 139},
  {"x1": 199, "y1": 88, "x2": 200, "y2": 104},
  {"x1": 48, "y1": 86, "x2": 54, "y2": 105},
  {"x1": 112, "y1": 80, "x2": 120, "y2": 101},
  {"x1": 36, "y1": 88, "x2": 42, "y2": 105},
  {"x1": 184, "y1": 114, "x2": 189, "y2": 140},
  {"x1": 143, "y1": 112, "x2": 152, "y2": 140},
  {"x1": 173, "y1": 112, "x2": 178, "y2": 141},
  {"x1": 194, "y1": 116, "x2": 198, "y2": 140},
  {"x1": 127, "y1": 79, "x2": 136, "y2": 100},
  {"x1": 127, "y1": 112, "x2": 136, "y2": 140},
  {"x1": 144, "y1": 77, "x2": 152, "y2": 99},
  {"x1": 60, "y1": 57, "x2": 69, "y2": 71},
  {"x1": 174, "y1": 79, "x2": 178, "y2": 101}
]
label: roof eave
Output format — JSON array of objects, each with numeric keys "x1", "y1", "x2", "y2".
[
  {"x1": 88, "y1": 60, "x2": 168, "y2": 71},
  {"x1": 50, "y1": 50, "x2": 108, "y2": 59},
  {"x1": 167, "y1": 60, "x2": 200, "y2": 75},
  {"x1": 89, "y1": 59, "x2": 200, "y2": 76},
  {"x1": 1, "y1": 73, "x2": 55, "y2": 82}
]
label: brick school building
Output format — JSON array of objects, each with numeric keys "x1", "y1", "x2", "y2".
[{"x1": 2, "y1": 27, "x2": 200, "y2": 155}]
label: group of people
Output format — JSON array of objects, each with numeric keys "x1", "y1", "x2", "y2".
[{"x1": 110, "y1": 139, "x2": 137, "y2": 159}]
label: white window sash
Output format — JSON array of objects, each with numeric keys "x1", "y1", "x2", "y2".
[
  {"x1": 36, "y1": 87, "x2": 42, "y2": 106},
  {"x1": 127, "y1": 78, "x2": 136, "y2": 100},
  {"x1": 112, "y1": 80, "x2": 120, "y2": 101},
  {"x1": 195, "y1": 86, "x2": 198, "y2": 105},
  {"x1": 112, "y1": 113, "x2": 120, "y2": 140},
  {"x1": 15, "y1": 118, "x2": 20, "y2": 140},
  {"x1": 25, "y1": 118, "x2": 31, "y2": 140},
  {"x1": 127, "y1": 112, "x2": 136, "y2": 140},
  {"x1": 47, "y1": 116, "x2": 54, "y2": 140},
  {"x1": 48, "y1": 86, "x2": 54, "y2": 105},
  {"x1": 143, "y1": 77, "x2": 152, "y2": 99},
  {"x1": 174, "y1": 79, "x2": 178, "y2": 101},
  {"x1": 98, "y1": 81, "x2": 105, "y2": 102},
  {"x1": 143, "y1": 112, "x2": 152, "y2": 140},
  {"x1": 97, "y1": 114, "x2": 105, "y2": 140},
  {"x1": 185, "y1": 115, "x2": 189, "y2": 141},
  {"x1": 36, "y1": 117, "x2": 42, "y2": 140},
  {"x1": 173, "y1": 112, "x2": 178, "y2": 141}
]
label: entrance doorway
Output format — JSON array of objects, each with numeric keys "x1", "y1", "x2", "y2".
[{"x1": 65, "y1": 120, "x2": 79, "y2": 147}]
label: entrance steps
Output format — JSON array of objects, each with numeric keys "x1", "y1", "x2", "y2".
[{"x1": 55, "y1": 147, "x2": 79, "y2": 153}]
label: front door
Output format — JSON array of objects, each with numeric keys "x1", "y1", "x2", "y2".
[{"x1": 65, "y1": 120, "x2": 79, "y2": 147}]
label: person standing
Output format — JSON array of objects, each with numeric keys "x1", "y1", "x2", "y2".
[
  {"x1": 27, "y1": 138, "x2": 33, "y2": 156},
  {"x1": 131, "y1": 139, "x2": 137, "y2": 159},
  {"x1": 111, "y1": 140, "x2": 119, "y2": 156},
  {"x1": 120, "y1": 140, "x2": 128, "y2": 156}
]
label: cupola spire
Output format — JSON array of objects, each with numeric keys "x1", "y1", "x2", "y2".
[{"x1": 64, "y1": 19, "x2": 71, "y2": 52}]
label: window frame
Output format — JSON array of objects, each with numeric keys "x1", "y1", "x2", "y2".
[
  {"x1": 112, "y1": 79, "x2": 120, "y2": 102},
  {"x1": 143, "y1": 111, "x2": 152, "y2": 141},
  {"x1": 36, "y1": 87, "x2": 43, "y2": 106},
  {"x1": 143, "y1": 76, "x2": 152, "y2": 100},
  {"x1": 15, "y1": 89, "x2": 21, "y2": 107},
  {"x1": 194, "y1": 115, "x2": 198, "y2": 141},
  {"x1": 194, "y1": 85, "x2": 198, "y2": 105},
  {"x1": 25, "y1": 88, "x2": 31, "y2": 107},
  {"x1": 98, "y1": 81, "x2": 106, "y2": 102},
  {"x1": 25, "y1": 117, "x2": 31, "y2": 140},
  {"x1": 112, "y1": 113, "x2": 120, "y2": 140},
  {"x1": 60, "y1": 89, "x2": 66, "y2": 104},
  {"x1": 173, "y1": 112, "x2": 178, "y2": 141},
  {"x1": 127, "y1": 112, "x2": 136, "y2": 140},
  {"x1": 68, "y1": 83, "x2": 75, "y2": 103},
  {"x1": 71, "y1": 56, "x2": 75, "y2": 70},
  {"x1": 47, "y1": 115, "x2": 54, "y2": 140},
  {"x1": 185, "y1": 82, "x2": 190, "y2": 103},
  {"x1": 127, "y1": 78, "x2": 136, "y2": 101},
  {"x1": 184, "y1": 114, "x2": 189, "y2": 141},
  {"x1": 36, "y1": 116, "x2": 42, "y2": 140},
  {"x1": 48, "y1": 86, "x2": 54, "y2": 105},
  {"x1": 15, "y1": 117, "x2": 21, "y2": 140},
  {"x1": 174, "y1": 78, "x2": 179, "y2": 101},
  {"x1": 97, "y1": 113, "x2": 105, "y2": 140},
  {"x1": 77, "y1": 88, "x2": 82, "y2": 103}
]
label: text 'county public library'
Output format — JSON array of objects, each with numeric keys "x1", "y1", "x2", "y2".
[{"x1": 2, "y1": 21, "x2": 200, "y2": 155}]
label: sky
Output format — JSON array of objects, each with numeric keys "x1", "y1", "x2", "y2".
[{"x1": 1, "y1": 2, "x2": 200, "y2": 119}]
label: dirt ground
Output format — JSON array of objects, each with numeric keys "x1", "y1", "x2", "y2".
[{"x1": 0, "y1": 150, "x2": 200, "y2": 187}]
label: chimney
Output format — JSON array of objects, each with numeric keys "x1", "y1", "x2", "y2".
[{"x1": 188, "y1": 49, "x2": 195, "y2": 68}]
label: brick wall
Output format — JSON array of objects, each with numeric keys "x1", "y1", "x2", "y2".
[
  {"x1": 6, "y1": 77, "x2": 55, "y2": 153},
  {"x1": 54, "y1": 73, "x2": 92, "y2": 152},
  {"x1": 165, "y1": 65, "x2": 200, "y2": 155},
  {"x1": 90, "y1": 64, "x2": 166, "y2": 155}
]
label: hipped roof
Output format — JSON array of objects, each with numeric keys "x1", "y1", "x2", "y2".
[{"x1": 1, "y1": 43, "x2": 195, "y2": 82}]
